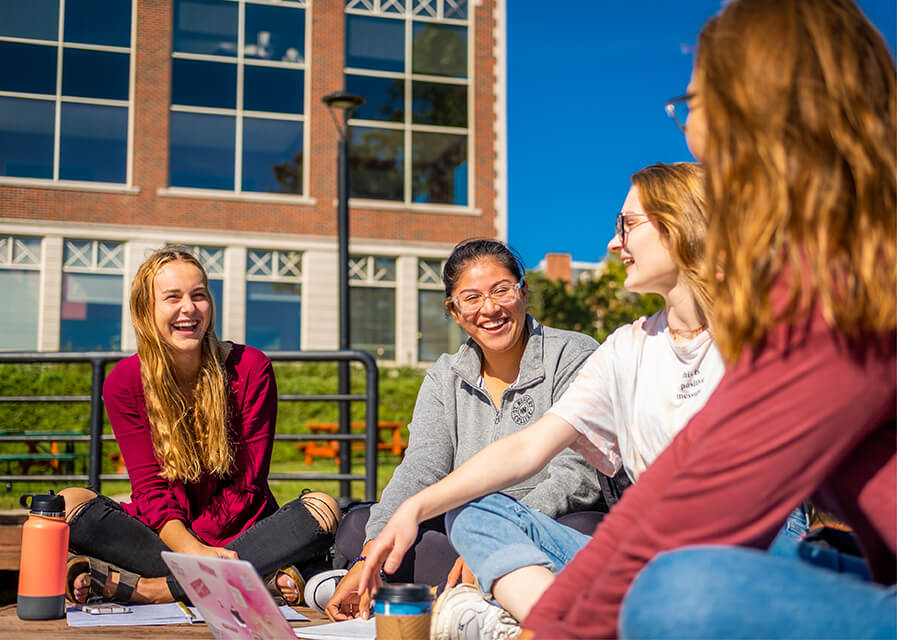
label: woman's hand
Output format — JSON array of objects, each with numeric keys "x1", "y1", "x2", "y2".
[
  {"x1": 445, "y1": 556, "x2": 476, "y2": 589},
  {"x1": 358, "y1": 503, "x2": 422, "y2": 595},
  {"x1": 194, "y1": 544, "x2": 239, "y2": 560},
  {"x1": 325, "y1": 561, "x2": 373, "y2": 621}
]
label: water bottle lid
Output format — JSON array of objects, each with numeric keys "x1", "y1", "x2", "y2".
[{"x1": 20, "y1": 491, "x2": 65, "y2": 516}]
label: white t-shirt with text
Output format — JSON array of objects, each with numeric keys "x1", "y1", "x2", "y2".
[{"x1": 548, "y1": 309, "x2": 726, "y2": 482}]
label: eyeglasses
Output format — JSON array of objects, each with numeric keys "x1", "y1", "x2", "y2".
[
  {"x1": 447, "y1": 280, "x2": 524, "y2": 314},
  {"x1": 615, "y1": 212, "x2": 650, "y2": 245},
  {"x1": 664, "y1": 93, "x2": 695, "y2": 132}
]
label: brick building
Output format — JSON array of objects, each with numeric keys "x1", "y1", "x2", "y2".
[{"x1": 0, "y1": 0, "x2": 507, "y2": 366}]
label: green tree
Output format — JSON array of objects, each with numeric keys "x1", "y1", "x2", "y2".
[{"x1": 527, "y1": 255, "x2": 664, "y2": 342}]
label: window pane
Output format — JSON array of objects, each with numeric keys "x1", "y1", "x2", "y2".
[
  {"x1": 349, "y1": 126, "x2": 403, "y2": 201},
  {"x1": 412, "y1": 23, "x2": 466, "y2": 78},
  {"x1": 0, "y1": 270, "x2": 40, "y2": 351},
  {"x1": 171, "y1": 59, "x2": 236, "y2": 108},
  {"x1": 60, "y1": 103, "x2": 127, "y2": 183},
  {"x1": 351, "y1": 287, "x2": 395, "y2": 360},
  {"x1": 0, "y1": 0, "x2": 58, "y2": 40},
  {"x1": 346, "y1": 15, "x2": 403, "y2": 72},
  {"x1": 170, "y1": 111, "x2": 235, "y2": 190},
  {"x1": 0, "y1": 97, "x2": 54, "y2": 179},
  {"x1": 242, "y1": 118, "x2": 302, "y2": 194},
  {"x1": 60, "y1": 273, "x2": 122, "y2": 351},
  {"x1": 346, "y1": 74, "x2": 403, "y2": 122},
  {"x1": 412, "y1": 81, "x2": 466, "y2": 127},
  {"x1": 65, "y1": 0, "x2": 131, "y2": 47},
  {"x1": 244, "y1": 4, "x2": 304, "y2": 62},
  {"x1": 418, "y1": 289, "x2": 464, "y2": 362},
  {"x1": 62, "y1": 49, "x2": 129, "y2": 100},
  {"x1": 244, "y1": 66, "x2": 303, "y2": 114},
  {"x1": 0, "y1": 42, "x2": 56, "y2": 94},
  {"x1": 245, "y1": 281, "x2": 300, "y2": 351},
  {"x1": 173, "y1": 0, "x2": 237, "y2": 56},
  {"x1": 412, "y1": 132, "x2": 467, "y2": 205},
  {"x1": 208, "y1": 278, "x2": 223, "y2": 338}
]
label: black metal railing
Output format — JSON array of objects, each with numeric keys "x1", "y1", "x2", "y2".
[{"x1": 0, "y1": 350, "x2": 379, "y2": 502}]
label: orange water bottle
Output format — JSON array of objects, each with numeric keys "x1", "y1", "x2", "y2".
[{"x1": 17, "y1": 491, "x2": 69, "y2": 620}]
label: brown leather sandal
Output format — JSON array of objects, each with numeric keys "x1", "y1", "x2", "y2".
[
  {"x1": 65, "y1": 555, "x2": 140, "y2": 604},
  {"x1": 264, "y1": 565, "x2": 304, "y2": 606}
]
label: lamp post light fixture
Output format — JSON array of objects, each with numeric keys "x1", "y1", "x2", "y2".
[{"x1": 322, "y1": 91, "x2": 364, "y2": 500}]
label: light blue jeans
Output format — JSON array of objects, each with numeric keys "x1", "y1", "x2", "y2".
[
  {"x1": 446, "y1": 493, "x2": 815, "y2": 597},
  {"x1": 619, "y1": 544, "x2": 896, "y2": 639},
  {"x1": 445, "y1": 492, "x2": 590, "y2": 595}
]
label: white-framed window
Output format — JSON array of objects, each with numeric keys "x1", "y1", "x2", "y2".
[
  {"x1": 245, "y1": 248, "x2": 302, "y2": 350},
  {"x1": 349, "y1": 255, "x2": 396, "y2": 359},
  {"x1": 61, "y1": 239, "x2": 125, "y2": 351},
  {"x1": 344, "y1": 0, "x2": 470, "y2": 206},
  {"x1": 169, "y1": 0, "x2": 308, "y2": 195},
  {"x1": 417, "y1": 257, "x2": 463, "y2": 361},
  {"x1": 0, "y1": 236, "x2": 43, "y2": 351},
  {"x1": 179, "y1": 244, "x2": 225, "y2": 337},
  {"x1": 0, "y1": 0, "x2": 134, "y2": 185}
]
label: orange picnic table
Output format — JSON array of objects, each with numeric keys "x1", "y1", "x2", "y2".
[{"x1": 297, "y1": 421, "x2": 407, "y2": 465}]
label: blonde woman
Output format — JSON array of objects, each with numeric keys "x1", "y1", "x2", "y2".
[
  {"x1": 59, "y1": 247, "x2": 340, "y2": 606},
  {"x1": 360, "y1": 162, "x2": 725, "y2": 637},
  {"x1": 517, "y1": 0, "x2": 896, "y2": 638}
]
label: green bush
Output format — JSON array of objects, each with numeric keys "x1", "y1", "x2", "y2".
[{"x1": 0, "y1": 360, "x2": 425, "y2": 508}]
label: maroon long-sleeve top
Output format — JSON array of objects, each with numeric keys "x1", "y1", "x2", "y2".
[
  {"x1": 526, "y1": 303, "x2": 896, "y2": 638},
  {"x1": 103, "y1": 343, "x2": 279, "y2": 546}
]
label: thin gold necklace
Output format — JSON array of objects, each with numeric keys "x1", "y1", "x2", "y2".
[{"x1": 668, "y1": 325, "x2": 706, "y2": 339}]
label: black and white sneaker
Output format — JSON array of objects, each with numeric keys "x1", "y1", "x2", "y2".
[{"x1": 302, "y1": 568, "x2": 348, "y2": 613}]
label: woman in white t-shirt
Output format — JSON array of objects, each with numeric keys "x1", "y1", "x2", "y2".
[{"x1": 359, "y1": 162, "x2": 723, "y2": 633}]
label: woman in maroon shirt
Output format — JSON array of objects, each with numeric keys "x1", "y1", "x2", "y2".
[
  {"x1": 523, "y1": 0, "x2": 896, "y2": 637},
  {"x1": 59, "y1": 247, "x2": 340, "y2": 606}
]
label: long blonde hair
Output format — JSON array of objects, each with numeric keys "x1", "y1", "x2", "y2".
[
  {"x1": 631, "y1": 162, "x2": 711, "y2": 323},
  {"x1": 696, "y1": 0, "x2": 897, "y2": 362},
  {"x1": 130, "y1": 247, "x2": 232, "y2": 481}
]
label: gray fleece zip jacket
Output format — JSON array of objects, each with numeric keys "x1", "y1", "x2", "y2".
[{"x1": 365, "y1": 315, "x2": 602, "y2": 541}]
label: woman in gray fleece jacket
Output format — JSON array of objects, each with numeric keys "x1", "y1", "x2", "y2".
[{"x1": 325, "y1": 239, "x2": 602, "y2": 621}]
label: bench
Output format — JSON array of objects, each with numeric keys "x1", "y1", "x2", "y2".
[
  {"x1": 0, "y1": 430, "x2": 89, "y2": 475},
  {"x1": 295, "y1": 421, "x2": 408, "y2": 465}
]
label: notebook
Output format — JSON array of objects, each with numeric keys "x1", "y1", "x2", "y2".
[{"x1": 162, "y1": 550, "x2": 308, "y2": 639}]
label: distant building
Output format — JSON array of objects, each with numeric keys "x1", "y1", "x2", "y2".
[
  {"x1": 535, "y1": 253, "x2": 605, "y2": 285},
  {"x1": 0, "y1": 0, "x2": 505, "y2": 366}
]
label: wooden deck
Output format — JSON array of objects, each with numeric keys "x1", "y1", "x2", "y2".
[
  {"x1": 0, "y1": 602, "x2": 334, "y2": 638},
  {"x1": 0, "y1": 517, "x2": 341, "y2": 638}
]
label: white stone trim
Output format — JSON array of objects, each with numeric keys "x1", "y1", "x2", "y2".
[{"x1": 38, "y1": 236, "x2": 62, "y2": 352}]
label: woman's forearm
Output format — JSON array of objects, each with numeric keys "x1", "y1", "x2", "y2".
[
  {"x1": 406, "y1": 414, "x2": 578, "y2": 524},
  {"x1": 159, "y1": 518, "x2": 206, "y2": 553}
]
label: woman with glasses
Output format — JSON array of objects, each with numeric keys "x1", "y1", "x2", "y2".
[
  {"x1": 528, "y1": 1, "x2": 896, "y2": 638},
  {"x1": 325, "y1": 238, "x2": 603, "y2": 620},
  {"x1": 359, "y1": 162, "x2": 726, "y2": 636}
]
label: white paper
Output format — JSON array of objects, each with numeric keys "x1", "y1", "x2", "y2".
[
  {"x1": 293, "y1": 616, "x2": 376, "y2": 640},
  {"x1": 66, "y1": 603, "x2": 308, "y2": 627},
  {"x1": 66, "y1": 603, "x2": 191, "y2": 627}
]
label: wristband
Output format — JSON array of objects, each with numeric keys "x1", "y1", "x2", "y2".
[{"x1": 350, "y1": 555, "x2": 366, "y2": 568}]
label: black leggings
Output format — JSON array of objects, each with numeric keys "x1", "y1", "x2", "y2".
[{"x1": 67, "y1": 493, "x2": 334, "y2": 601}]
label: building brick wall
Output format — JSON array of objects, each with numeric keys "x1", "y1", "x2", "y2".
[{"x1": 0, "y1": 0, "x2": 502, "y2": 247}]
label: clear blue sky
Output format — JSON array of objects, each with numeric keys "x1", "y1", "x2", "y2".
[{"x1": 506, "y1": 1, "x2": 897, "y2": 268}]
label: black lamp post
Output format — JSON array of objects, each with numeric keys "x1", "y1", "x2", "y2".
[{"x1": 322, "y1": 91, "x2": 364, "y2": 500}]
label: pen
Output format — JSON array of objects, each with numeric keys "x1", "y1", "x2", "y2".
[{"x1": 176, "y1": 600, "x2": 196, "y2": 623}]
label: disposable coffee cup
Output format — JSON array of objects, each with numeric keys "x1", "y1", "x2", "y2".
[{"x1": 373, "y1": 583, "x2": 434, "y2": 640}]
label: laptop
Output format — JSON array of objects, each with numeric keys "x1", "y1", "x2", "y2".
[{"x1": 162, "y1": 550, "x2": 302, "y2": 640}]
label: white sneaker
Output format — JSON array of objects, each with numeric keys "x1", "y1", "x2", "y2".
[
  {"x1": 430, "y1": 583, "x2": 521, "y2": 640},
  {"x1": 302, "y1": 568, "x2": 348, "y2": 613}
]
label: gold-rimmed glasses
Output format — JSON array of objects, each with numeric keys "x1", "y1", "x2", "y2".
[
  {"x1": 447, "y1": 280, "x2": 524, "y2": 314},
  {"x1": 664, "y1": 93, "x2": 696, "y2": 132}
]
